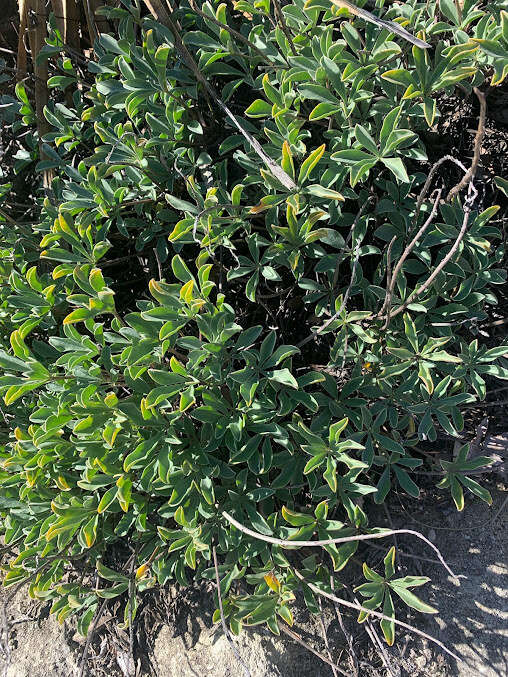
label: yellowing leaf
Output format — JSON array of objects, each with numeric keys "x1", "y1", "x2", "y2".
[{"x1": 264, "y1": 572, "x2": 281, "y2": 593}]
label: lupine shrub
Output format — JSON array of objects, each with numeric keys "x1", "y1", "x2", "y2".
[{"x1": 0, "y1": 0, "x2": 507, "y2": 648}]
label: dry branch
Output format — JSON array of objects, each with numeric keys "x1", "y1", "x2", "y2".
[
  {"x1": 447, "y1": 88, "x2": 487, "y2": 202},
  {"x1": 293, "y1": 570, "x2": 462, "y2": 663},
  {"x1": 221, "y1": 510, "x2": 459, "y2": 579}
]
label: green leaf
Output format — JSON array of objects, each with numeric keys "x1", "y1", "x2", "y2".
[
  {"x1": 380, "y1": 157, "x2": 409, "y2": 183},
  {"x1": 97, "y1": 582, "x2": 129, "y2": 598},
  {"x1": 309, "y1": 102, "x2": 340, "y2": 121},
  {"x1": 458, "y1": 475, "x2": 492, "y2": 505},
  {"x1": 384, "y1": 547, "x2": 396, "y2": 579},
  {"x1": 306, "y1": 185, "x2": 344, "y2": 200},
  {"x1": 390, "y1": 585, "x2": 437, "y2": 613},
  {"x1": 303, "y1": 452, "x2": 327, "y2": 474},
  {"x1": 97, "y1": 487, "x2": 118, "y2": 514},
  {"x1": 450, "y1": 475, "x2": 465, "y2": 511},
  {"x1": 179, "y1": 385, "x2": 196, "y2": 411},
  {"x1": 245, "y1": 99, "x2": 272, "y2": 118},
  {"x1": 355, "y1": 125, "x2": 378, "y2": 155},
  {"x1": 380, "y1": 591, "x2": 395, "y2": 645},
  {"x1": 423, "y1": 98, "x2": 437, "y2": 127},
  {"x1": 268, "y1": 368, "x2": 298, "y2": 389},
  {"x1": 298, "y1": 144, "x2": 326, "y2": 184}
]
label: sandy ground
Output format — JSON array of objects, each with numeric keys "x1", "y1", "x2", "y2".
[{"x1": 1, "y1": 487, "x2": 506, "y2": 677}]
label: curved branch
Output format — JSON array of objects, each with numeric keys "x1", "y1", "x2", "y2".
[{"x1": 221, "y1": 510, "x2": 460, "y2": 579}]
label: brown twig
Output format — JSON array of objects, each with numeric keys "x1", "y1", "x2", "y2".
[
  {"x1": 78, "y1": 598, "x2": 109, "y2": 677},
  {"x1": 356, "y1": 599, "x2": 396, "y2": 677},
  {"x1": 318, "y1": 603, "x2": 339, "y2": 677},
  {"x1": 330, "y1": 576, "x2": 358, "y2": 676},
  {"x1": 272, "y1": 0, "x2": 297, "y2": 55},
  {"x1": 379, "y1": 234, "x2": 397, "y2": 329},
  {"x1": 447, "y1": 88, "x2": 487, "y2": 202},
  {"x1": 379, "y1": 189, "x2": 442, "y2": 327},
  {"x1": 414, "y1": 156, "x2": 467, "y2": 221},
  {"x1": 382, "y1": 183, "x2": 476, "y2": 322}
]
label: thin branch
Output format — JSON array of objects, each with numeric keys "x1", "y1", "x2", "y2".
[
  {"x1": 272, "y1": 0, "x2": 297, "y2": 55},
  {"x1": 280, "y1": 623, "x2": 350, "y2": 677},
  {"x1": 330, "y1": 0, "x2": 430, "y2": 48},
  {"x1": 414, "y1": 156, "x2": 467, "y2": 221},
  {"x1": 78, "y1": 598, "x2": 109, "y2": 677},
  {"x1": 377, "y1": 189, "x2": 442, "y2": 324},
  {"x1": 379, "y1": 234, "x2": 397, "y2": 328},
  {"x1": 447, "y1": 88, "x2": 487, "y2": 202},
  {"x1": 383, "y1": 185, "x2": 475, "y2": 322},
  {"x1": 317, "y1": 604, "x2": 339, "y2": 677},
  {"x1": 143, "y1": 0, "x2": 296, "y2": 191},
  {"x1": 298, "y1": 227, "x2": 364, "y2": 348},
  {"x1": 357, "y1": 605, "x2": 396, "y2": 677},
  {"x1": 128, "y1": 553, "x2": 136, "y2": 677},
  {"x1": 221, "y1": 510, "x2": 459, "y2": 579},
  {"x1": 152, "y1": 246, "x2": 163, "y2": 280},
  {"x1": 330, "y1": 576, "x2": 358, "y2": 676},
  {"x1": 293, "y1": 570, "x2": 462, "y2": 664},
  {"x1": 212, "y1": 546, "x2": 251, "y2": 677},
  {"x1": 332, "y1": 198, "x2": 372, "y2": 291}
]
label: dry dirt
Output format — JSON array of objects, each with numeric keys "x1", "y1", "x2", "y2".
[{"x1": 1, "y1": 486, "x2": 506, "y2": 677}]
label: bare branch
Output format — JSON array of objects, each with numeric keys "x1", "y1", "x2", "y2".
[
  {"x1": 280, "y1": 624, "x2": 350, "y2": 676},
  {"x1": 447, "y1": 88, "x2": 487, "y2": 202},
  {"x1": 385, "y1": 188, "x2": 474, "y2": 321},
  {"x1": 293, "y1": 570, "x2": 463, "y2": 663},
  {"x1": 221, "y1": 510, "x2": 460, "y2": 579},
  {"x1": 415, "y1": 156, "x2": 467, "y2": 220},
  {"x1": 379, "y1": 189, "x2": 442, "y2": 327}
]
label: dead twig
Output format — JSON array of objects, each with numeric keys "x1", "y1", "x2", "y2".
[
  {"x1": 79, "y1": 598, "x2": 109, "y2": 677},
  {"x1": 293, "y1": 570, "x2": 462, "y2": 663},
  {"x1": 415, "y1": 156, "x2": 467, "y2": 220},
  {"x1": 382, "y1": 183, "x2": 476, "y2": 322},
  {"x1": 377, "y1": 189, "x2": 442, "y2": 324},
  {"x1": 330, "y1": 576, "x2": 358, "y2": 676},
  {"x1": 272, "y1": 0, "x2": 297, "y2": 55},
  {"x1": 128, "y1": 553, "x2": 136, "y2": 677},
  {"x1": 447, "y1": 88, "x2": 487, "y2": 202},
  {"x1": 318, "y1": 602, "x2": 339, "y2": 677},
  {"x1": 330, "y1": 0, "x2": 430, "y2": 48},
  {"x1": 280, "y1": 623, "x2": 350, "y2": 677},
  {"x1": 379, "y1": 234, "x2": 398, "y2": 329}
]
